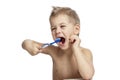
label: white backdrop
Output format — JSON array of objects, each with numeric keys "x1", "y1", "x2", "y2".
[{"x1": 0, "y1": 0, "x2": 120, "y2": 80}]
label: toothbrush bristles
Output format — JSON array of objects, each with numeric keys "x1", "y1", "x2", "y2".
[{"x1": 55, "y1": 38, "x2": 61, "y2": 43}]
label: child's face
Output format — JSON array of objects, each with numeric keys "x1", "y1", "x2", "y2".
[{"x1": 50, "y1": 14, "x2": 80, "y2": 50}]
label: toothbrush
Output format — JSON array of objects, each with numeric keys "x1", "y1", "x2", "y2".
[{"x1": 41, "y1": 38, "x2": 61, "y2": 48}]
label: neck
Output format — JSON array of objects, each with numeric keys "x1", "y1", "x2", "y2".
[{"x1": 59, "y1": 47, "x2": 73, "y2": 57}]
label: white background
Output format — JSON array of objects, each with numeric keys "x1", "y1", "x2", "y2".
[{"x1": 0, "y1": 0, "x2": 120, "y2": 80}]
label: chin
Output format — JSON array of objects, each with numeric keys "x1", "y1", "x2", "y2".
[{"x1": 59, "y1": 45, "x2": 70, "y2": 50}]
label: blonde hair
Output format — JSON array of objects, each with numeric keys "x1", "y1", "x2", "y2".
[{"x1": 49, "y1": 6, "x2": 80, "y2": 25}]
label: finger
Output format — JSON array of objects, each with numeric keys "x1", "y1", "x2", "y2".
[
  {"x1": 69, "y1": 36, "x2": 76, "y2": 43},
  {"x1": 70, "y1": 39, "x2": 76, "y2": 44}
]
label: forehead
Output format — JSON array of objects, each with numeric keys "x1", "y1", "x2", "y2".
[{"x1": 50, "y1": 14, "x2": 71, "y2": 26}]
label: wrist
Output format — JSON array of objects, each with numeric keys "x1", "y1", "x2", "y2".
[{"x1": 72, "y1": 46, "x2": 80, "y2": 52}]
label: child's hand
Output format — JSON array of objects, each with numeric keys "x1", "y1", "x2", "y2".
[
  {"x1": 69, "y1": 35, "x2": 81, "y2": 48},
  {"x1": 22, "y1": 39, "x2": 42, "y2": 56}
]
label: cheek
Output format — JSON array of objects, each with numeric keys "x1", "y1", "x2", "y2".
[
  {"x1": 51, "y1": 32, "x2": 55, "y2": 39},
  {"x1": 67, "y1": 28, "x2": 74, "y2": 34},
  {"x1": 64, "y1": 30, "x2": 74, "y2": 37}
]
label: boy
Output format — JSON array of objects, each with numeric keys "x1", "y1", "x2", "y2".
[{"x1": 22, "y1": 6, "x2": 94, "y2": 80}]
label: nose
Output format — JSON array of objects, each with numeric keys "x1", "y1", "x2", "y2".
[{"x1": 56, "y1": 27, "x2": 61, "y2": 34}]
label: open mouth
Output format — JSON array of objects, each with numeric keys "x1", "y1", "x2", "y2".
[{"x1": 59, "y1": 37, "x2": 65, "y2": 44}]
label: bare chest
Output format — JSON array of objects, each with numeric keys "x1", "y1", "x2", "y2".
[{"x1": 53, "y1": 57, "x2": 81, "y2": 80}]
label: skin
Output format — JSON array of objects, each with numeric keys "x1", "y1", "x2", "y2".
[{"x1": 22, "y1": 14, "x2": 94, "y2": 80}]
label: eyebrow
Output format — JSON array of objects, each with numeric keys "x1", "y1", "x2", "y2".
[
  {"x1": 51, "y1": 26, "x2": 56, "y2": 28},
  {"x1": 60, "y1": 23, "x2": 66, "y2": 25},
  {"x1": 51, "y1": 22, "x2": 66, "y2": 28}
]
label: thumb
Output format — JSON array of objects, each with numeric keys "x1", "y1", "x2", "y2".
[
  {"x1": 38, "y1": 48, "x2": 43, "y2": 53},
  {"x1": 38, "y1": 47, "x2": 46, "y2": 53}
]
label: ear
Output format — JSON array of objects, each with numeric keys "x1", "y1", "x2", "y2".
[{"x1": 74, "y1": 24, "x2": 80, "y2": 35}]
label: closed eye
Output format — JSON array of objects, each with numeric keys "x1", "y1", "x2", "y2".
[
  {"x1": 60, "y1": 25, "x2": 66, "y2": 28},
  {"x1": 51, "y1": 27, "x2": 56, "y2": 31}
]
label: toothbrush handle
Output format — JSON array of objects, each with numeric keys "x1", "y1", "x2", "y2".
[
  {"x1": 41, "y1": 43, "x2": 49, "y2": 48},
  {"x1": 50, "y1": 42, "x2": 56, "y2": 45}
]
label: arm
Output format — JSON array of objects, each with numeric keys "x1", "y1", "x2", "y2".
[
  {"x1": 73, "y1": 47, "x2": 94, "y2": 80},
  {"x1": 22, "y1": 39, "x2": 53, "y2": 56},
  {"x1": 70, "y1": 35, "x2": 95, "y2": 80}
]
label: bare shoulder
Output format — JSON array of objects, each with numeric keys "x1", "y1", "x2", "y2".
[
  {"x1": 43, "y1": 45, "x2": 59, "y2": 56},
  {"x1": 80, "y1": 47, "x2": 93, "y2": 61}
]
